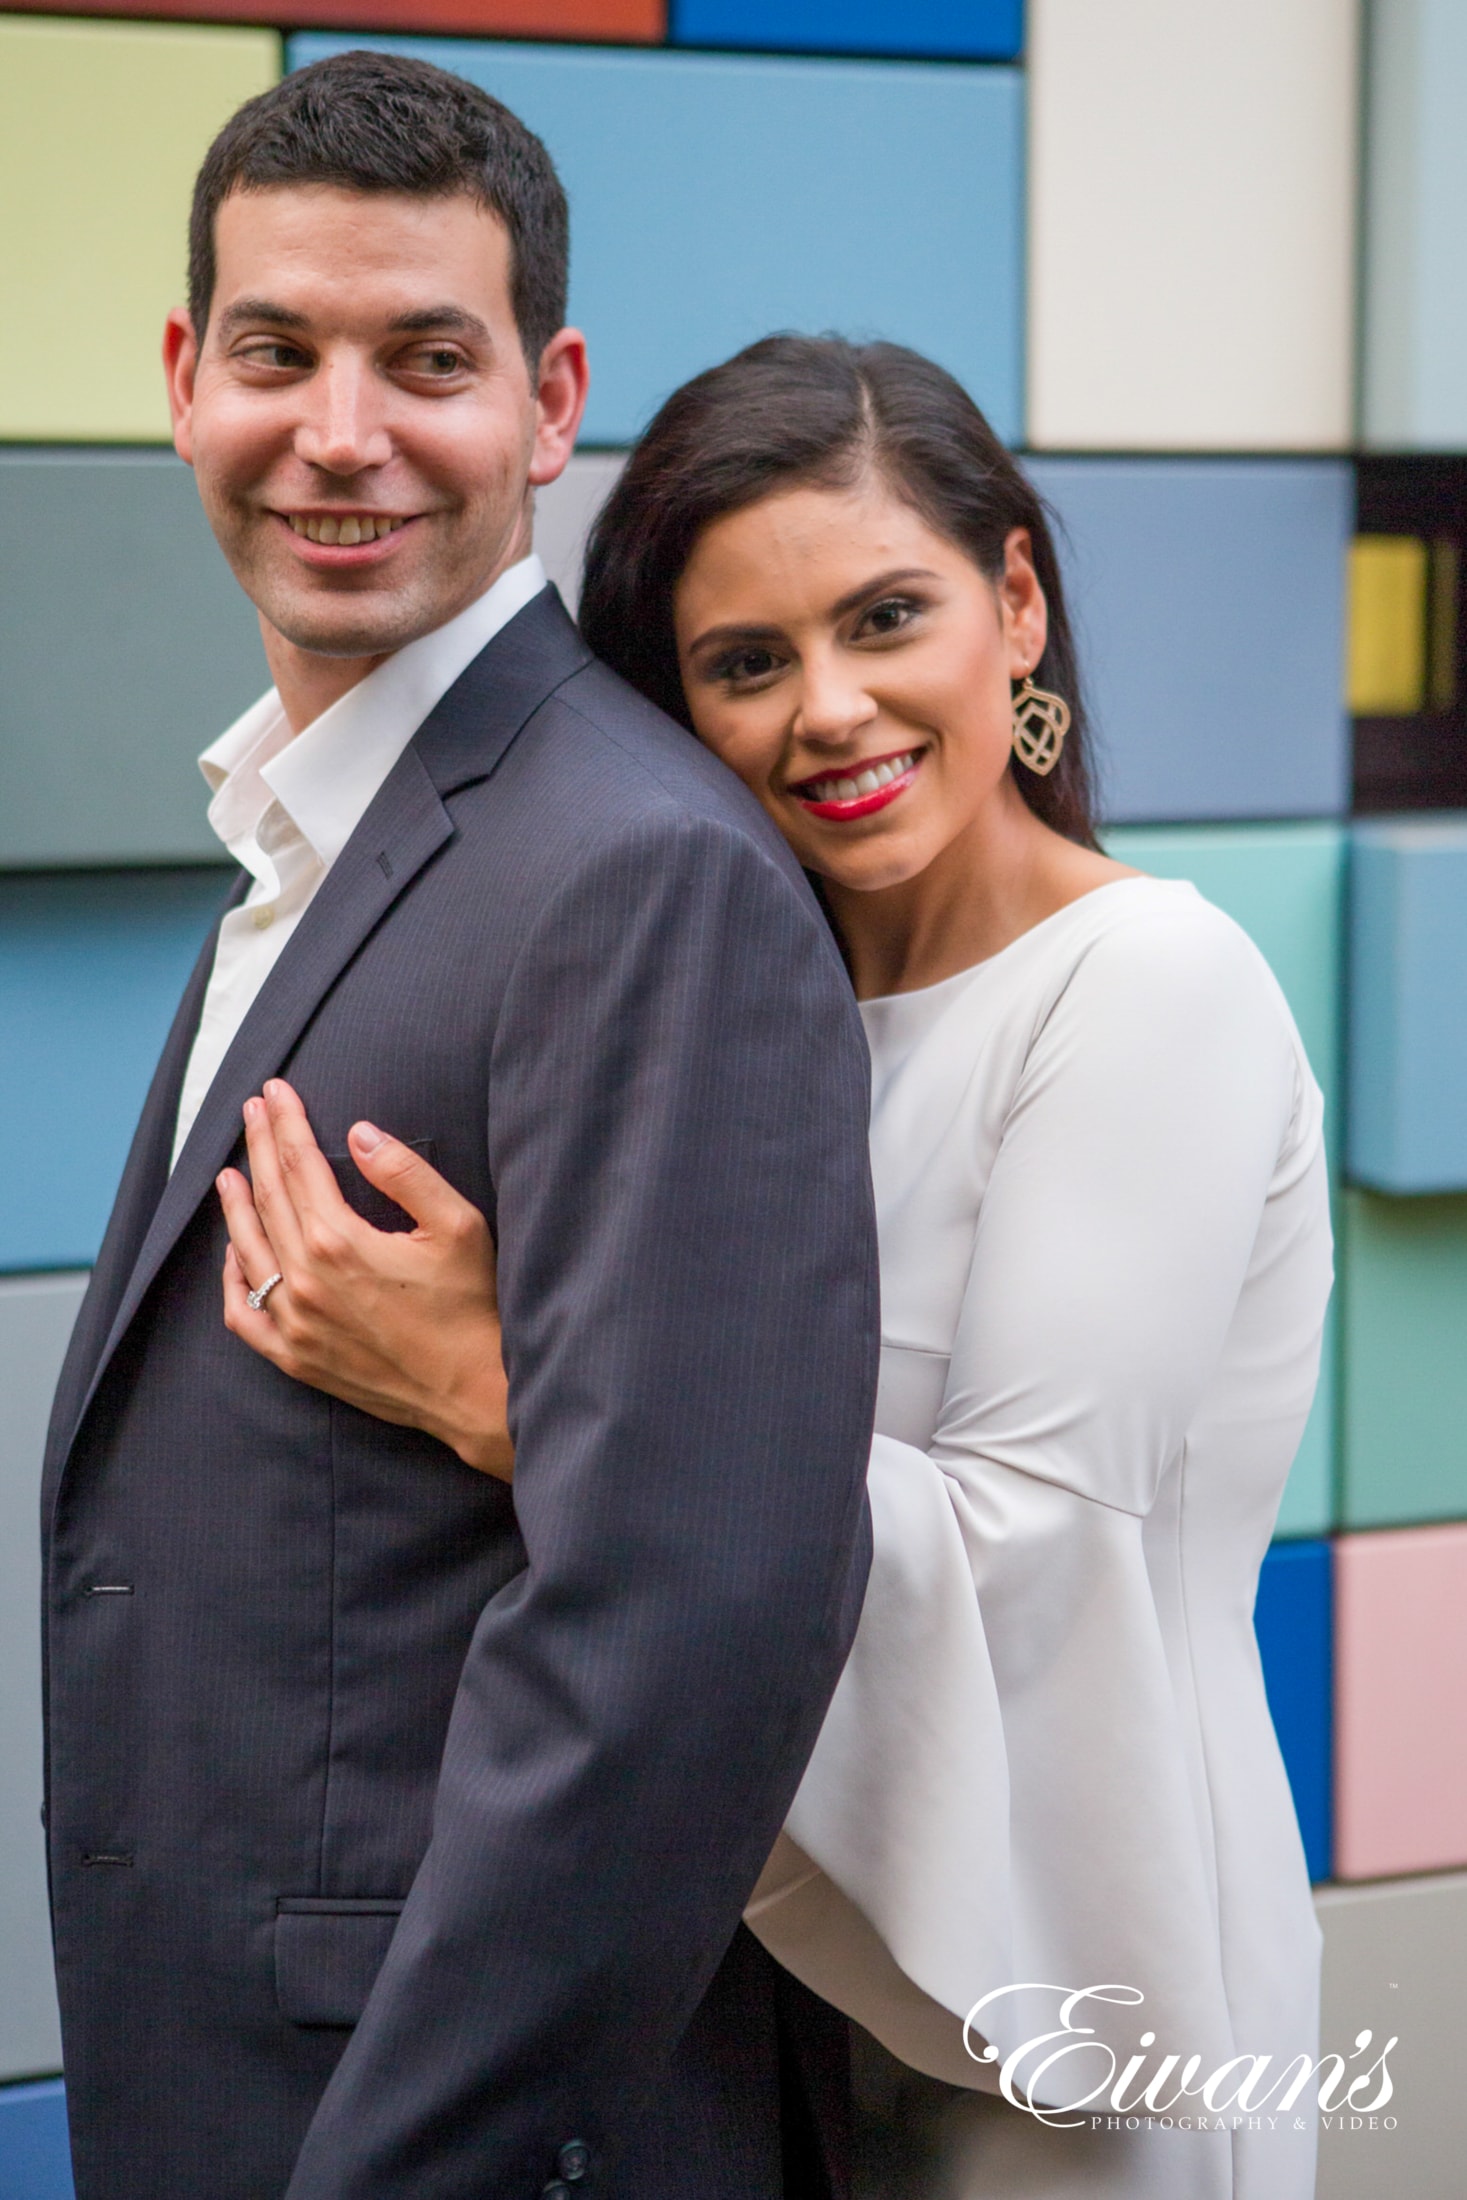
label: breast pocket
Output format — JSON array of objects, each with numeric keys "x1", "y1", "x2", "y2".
[
  {"x1": 323, "y1": 1138, "x2": 437, "y2": 1237},
  {"x1": 275, "y1": 1897, "x2": 405, "y2": 2028}
]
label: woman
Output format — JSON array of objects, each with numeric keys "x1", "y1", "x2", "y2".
[{"x1": 219, "y1": 338, "x2": 1331, "y2": 2199}]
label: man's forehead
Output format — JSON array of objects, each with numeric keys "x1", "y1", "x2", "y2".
[{"x1": 212, "y1": 182, "x2": 514, "y2": 317}]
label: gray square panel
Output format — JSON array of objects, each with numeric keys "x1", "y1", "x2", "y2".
[
  {"x1": 0, "y1": 451, "x2": 268, "y2": 866},
  {"x1": 0, "y1": 1272, "x2": 87, "y2": 2080}
]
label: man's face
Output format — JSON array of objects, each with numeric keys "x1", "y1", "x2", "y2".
[{"x1": 166, "y1": 184, "x2": 579, "y2": 662}]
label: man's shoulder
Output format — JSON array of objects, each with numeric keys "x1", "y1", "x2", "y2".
[{"x1": 525, "y1": 652, "x2": 805, "y2": 885}]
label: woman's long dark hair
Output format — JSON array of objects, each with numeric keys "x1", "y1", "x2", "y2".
[{"x1": 579, "y1": 334, "x2": 1098, "y2": 847}]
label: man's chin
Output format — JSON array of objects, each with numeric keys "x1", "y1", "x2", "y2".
[{"x1": 262, "y1": 593, "x2": 441, "y2": 663}]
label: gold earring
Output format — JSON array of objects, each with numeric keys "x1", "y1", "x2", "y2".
[{"x1": 1011, "y1": 676, "x2": 1071, "y2": 777}]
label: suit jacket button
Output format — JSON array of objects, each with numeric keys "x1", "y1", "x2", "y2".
[{"x1": 557, "y1": 2139, "x2": 591, "y2": 2179}]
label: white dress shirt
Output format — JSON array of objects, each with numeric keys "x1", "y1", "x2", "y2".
[
  {"x1": 746, "y1": 879, "x2": 1332, "y2": 2200},
  {"x1": 172, "y1": 555, "x2": 546, "y2": 1166}
]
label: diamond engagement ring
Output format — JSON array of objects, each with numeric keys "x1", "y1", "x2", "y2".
[{"x1": 246, "y1": 1272, "x2": 284, "y2": 1313}]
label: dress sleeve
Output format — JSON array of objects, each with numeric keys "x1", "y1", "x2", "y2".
[{"x1": 745, "y1": 899, "x2": 1332, "y2": 2097}]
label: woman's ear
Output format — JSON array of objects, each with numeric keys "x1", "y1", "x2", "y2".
[{"x1": 999, "y1": 525, "x2": 1048, "y2": 676}]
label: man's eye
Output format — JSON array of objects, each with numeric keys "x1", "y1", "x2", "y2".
[
  {"x1": 409, "y1": 347, "x2": 466, "y2": 376},
  {"x1": 243, "y1": 342, "x2": 310, "y2": 370}
]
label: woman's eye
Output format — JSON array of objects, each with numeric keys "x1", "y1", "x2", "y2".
[
  {"x1": 713, "y1": 647, "x2": 783, "y2": 686},
  {"x1": 858, "y1": 597, "x2": 918, "y2": 638}
]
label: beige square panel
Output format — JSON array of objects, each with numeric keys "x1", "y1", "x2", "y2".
[
  {"x1": 1027, "y1": 0, "x2": 1358, "y2": 450},
  {"x1": 534, "y1": 450, "x2": 626, "y2": 615},
  {"x1": 0, "y1": 1273, "x2": 88, "y2": 2081},
  {"x1": 1316, "y1": 1871, "x2": 1467, "y2": 2199},
  {"x1": 0, "y1": 17, "x2": 280, "y2": 441}
]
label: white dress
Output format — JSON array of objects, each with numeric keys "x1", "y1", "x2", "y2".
[{"x1": 745, "y1": 878, "x2": 1333, "y2": 2200}]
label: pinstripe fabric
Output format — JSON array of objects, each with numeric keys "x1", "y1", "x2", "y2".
[{"x1": 42, "y1": 590, "x2": 878, "y2": 2200}]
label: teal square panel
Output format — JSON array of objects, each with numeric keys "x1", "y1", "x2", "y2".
[
  {"x1": 289, "y1": 37, "x2": 1024, "y2": 447},
  {"x1": 1341, "y1": 1189, "x2": 1467, "y2": 1529},
  {"x1": 1349, "y1": 817, "x2": 1467, "y2": 1194},
  {"x1": 0, "y1": 871, "x2": 231, "y2": 1272},
  {"x1": 1105, "y1": 823, "x2": 1345, "y2": 1537}
]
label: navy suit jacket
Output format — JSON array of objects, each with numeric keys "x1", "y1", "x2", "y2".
[{"x1": 41, "y1": 590, "x2": 879, "y2": 2200}]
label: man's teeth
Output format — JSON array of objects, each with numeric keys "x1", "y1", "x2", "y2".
[
  {"x1": 801, "y1": 752, "x2": 917, "y2": 804},
  {"x1": 287, "y1": 514, "x2": 406, "y2": 545}
]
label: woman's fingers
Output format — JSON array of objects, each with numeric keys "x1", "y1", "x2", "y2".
[
  {"x1": 217, "y1": 1163, "x2": 286, "y2": 1298},
  {"x1": 221, "y1": 1242, "x2": 291, "y2": 1368},
  {"x1": 259, "y1": 1079, "x2": 359, "y2": 1251},
  {"x1": 348, "y1": 1121, "x2": 494, "y2": 1275}
]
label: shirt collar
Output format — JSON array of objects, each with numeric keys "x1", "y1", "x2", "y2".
[{"x1": 197, "y1": 553, "x2": 547, "y2": 873}]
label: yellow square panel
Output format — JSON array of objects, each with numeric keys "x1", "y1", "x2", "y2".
[{"x1": 0, "y1": 16, "x2": 280, "y2": 441}]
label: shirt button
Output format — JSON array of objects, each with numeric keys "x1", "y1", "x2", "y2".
[
  {"x1": 252, "y1": 905, "x2": 275, "y2": 931},
  {"x1": 557, "y1": 2139, "x2": 591, "y2": 2180}
]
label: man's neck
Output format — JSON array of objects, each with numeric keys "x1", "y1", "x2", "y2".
[{"x1": 260, "y1": 627, "x2": 389, "y2": 735}]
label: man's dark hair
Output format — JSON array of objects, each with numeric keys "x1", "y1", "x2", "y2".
[{"x1": 188, "y1": 49, "x2": 569, "y2": 364}]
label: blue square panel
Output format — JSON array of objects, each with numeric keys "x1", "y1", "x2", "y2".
[
  {"x1": 1103, "y1": 823, "x2": 1345, "y2": 1538},
  {"x1": 671, "y1": 0, "x2": 1022, "y2": 61},
  {"x1": 1348, "y1": 817, "x2": 1467, "y2": 1194},
  {"x1": 1026, "y1": 458, "x2": 1352, "y2": 824},
  {"x1": 0, "y1": 2082, "x2": 73, "y2": 2200},
  {"x1": 0, "y1": 871, "x2": 231, "y2": 1273},
  {"x1": 1254, "y1": 1538, "x2": 1333, "y2": 1884},
  {"x1": 290, "y1": 37, "x2": 1023, "y2": 447}
]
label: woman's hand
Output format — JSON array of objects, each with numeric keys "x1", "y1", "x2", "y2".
[{"x1": 217, "y1": 1079, "x2": 513, "y2": 1481}]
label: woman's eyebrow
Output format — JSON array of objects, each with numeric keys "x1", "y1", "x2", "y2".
[
  {"x1": 828, "y1": 566, "x2": 939, "y2": 618},
  {"x1": 688, "y1": 566, "x2": 940, "y2": 657}
]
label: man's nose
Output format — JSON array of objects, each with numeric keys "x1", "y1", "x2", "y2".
[{"x1": 293, "y1": 356, "x2": 393, "y2": 477}]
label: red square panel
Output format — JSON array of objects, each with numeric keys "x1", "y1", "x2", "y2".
[
  {"x1": 1, "y1": 1, "x2": 663, "y2": 39},
  {"x1": 1334, "y1": 1523, "x2": 1467, "y2": 1879}
]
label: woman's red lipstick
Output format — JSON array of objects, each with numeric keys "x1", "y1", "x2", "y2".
[{"x1": 790, "y1": 748, "x2": 922, "y2": 821}]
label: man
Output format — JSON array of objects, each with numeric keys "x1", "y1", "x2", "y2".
[{"x1": 41, "y1": 51, "x2": 878, "y2": 2200}]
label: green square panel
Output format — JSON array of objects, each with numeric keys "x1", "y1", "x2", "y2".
[
  {"x1": 1105, "y1": 822, "x2": 1345, "y2": 1537},
  {"x1": 1341, "y1": 1189, "x2": 1467, "y2": 1528}
]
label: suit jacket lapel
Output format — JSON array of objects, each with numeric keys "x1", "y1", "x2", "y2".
[{"x1": 59, "y1": 588, "x2": 593, "y2": 1460}]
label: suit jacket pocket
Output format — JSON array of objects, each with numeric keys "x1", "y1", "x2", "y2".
[
  {"x1": 275, "y1": 1897, "x2": 405, "y2": 2027},
  {"x1": 323, "y1": 1138, "x2": 437, "y2": 1236}
]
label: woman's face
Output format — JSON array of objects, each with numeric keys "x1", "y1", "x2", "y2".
[{"x1": 673, "y1": 475, "x2": 1048, "y2": 893}]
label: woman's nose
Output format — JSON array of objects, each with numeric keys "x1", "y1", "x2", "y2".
[
  {"x1": 792, "y1": 658, "x2": 879, "y2": 745},
  {"x1": 294, "y1": 357, "x2": 392, "y2": 477}
]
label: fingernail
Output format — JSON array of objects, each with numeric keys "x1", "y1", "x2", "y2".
[
  {"x1": 264, "y1": 1080, "x2": 281, "y2": 1101},
  {"x1": 244, "y1": 1098, "x2": 261, "y2": 1123},
  {"x1": 351, "y1": 1121, "x2": 384, "y2": 1153}
]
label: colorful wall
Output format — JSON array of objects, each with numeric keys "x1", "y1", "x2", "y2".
[{"x1": 2, "y1": 4, "x2": 1465, "y2": 2193}]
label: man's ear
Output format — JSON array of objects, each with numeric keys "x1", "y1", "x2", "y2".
[
  {"x1": 527, "y1": 326, "x2": 590, "y2": 490},
  {"x1": 163, "y1": 307, "x2": 200, "y2": 466}
]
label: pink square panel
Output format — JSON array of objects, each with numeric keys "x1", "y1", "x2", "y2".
[{"x1": 1334, "y1": 1523, "x2": 1467, "y2": 1880}]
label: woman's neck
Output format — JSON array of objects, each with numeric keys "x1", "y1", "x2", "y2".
[{"x1": 826, "y1": 780, "x2": 1133, "y2": 1001}]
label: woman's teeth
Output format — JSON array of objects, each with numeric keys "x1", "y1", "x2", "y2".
[
  {"x1": 287, "y1": 513, "x2": 406, "y2": 545},
  {"x1": 801, "y1": 751, "x2": 918, "y2": 803}
]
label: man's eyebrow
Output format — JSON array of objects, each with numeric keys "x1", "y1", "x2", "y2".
[
  {"x1": 213, "y1": 302, "x2": 492, "y2": 341},
  {"x1": 216, "y1": 298, "x2": 311, "y2": 338},
  {"x1": 386, "y1": 307, "x2": 491, "y2": 339}
]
